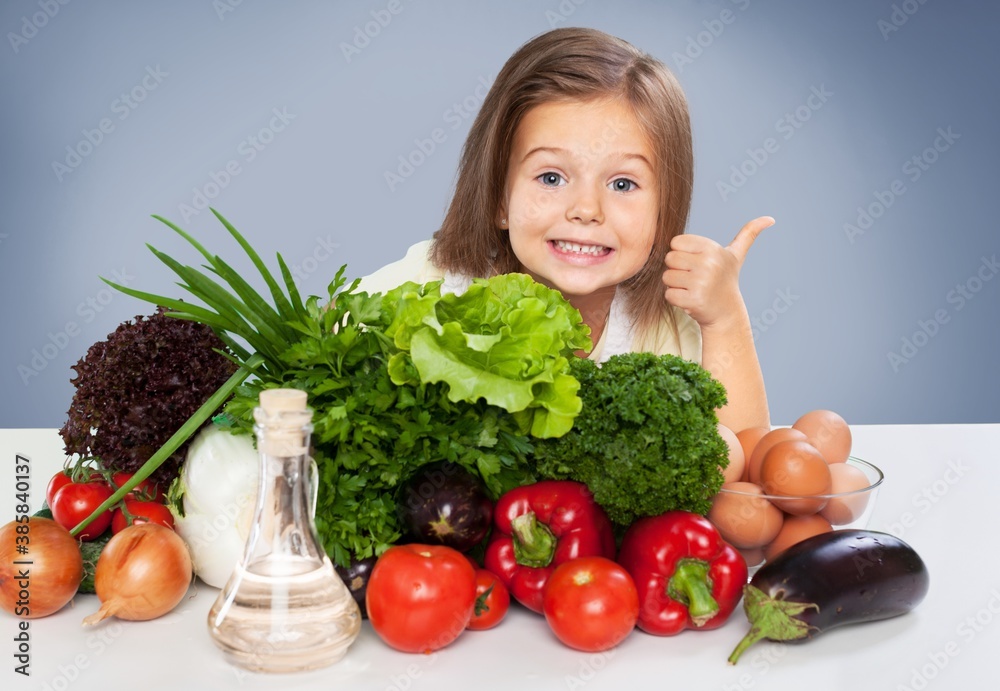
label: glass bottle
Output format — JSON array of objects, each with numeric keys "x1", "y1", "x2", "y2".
[{"x1": 208, "y1": 388, "x2": 360, "y2": 673}]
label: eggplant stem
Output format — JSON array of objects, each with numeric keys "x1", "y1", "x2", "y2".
[
  {"x1": 728, "y1": 585, "x2": 820, "y2": 664},
  {"x1": 728, "y1": 625, "x2": 766, "y2": 665}
]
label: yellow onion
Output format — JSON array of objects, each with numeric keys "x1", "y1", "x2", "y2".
[
  {"x1": 0, "y1": 518, "x2": 83, "y2": 618},
  {"x1": 82, "y1": 523, "x2": 192, "y2": 625}
]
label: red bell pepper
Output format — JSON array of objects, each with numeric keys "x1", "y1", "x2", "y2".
[
  {"x1": 617, "y1": 510, "x2": 748, "y2": 635},
  {"x1": 483, "y1": 480, "x2": 616, "y2": 613}
]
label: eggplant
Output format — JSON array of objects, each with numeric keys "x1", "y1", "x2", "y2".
[
  {"x1": 728, "y1": 529, "x2": 929, "y2": 664},
  {"x1": 334, "y1": 555, "x2": 377, "y2": 619},
  {"x1": 396, "y1": 461, "x2": 493, "y2": 553}
]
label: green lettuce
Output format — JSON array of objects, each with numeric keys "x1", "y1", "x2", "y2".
[{"x1": 383, "y1": 274, "x2": 592, "y2": 438}]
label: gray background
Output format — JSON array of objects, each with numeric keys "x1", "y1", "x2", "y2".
[{"x1": 1, "y1": 0, "x2": 997, "y2": 428}]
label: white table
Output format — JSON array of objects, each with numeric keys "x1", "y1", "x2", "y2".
[{"x1": 2, "y1": 425, "x2": 998, "y2": 690}]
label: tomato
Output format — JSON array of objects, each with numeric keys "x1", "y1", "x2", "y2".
[
  {"x1": 50, "y1": 481, "x2": 114, "y2": 541},
  {"x1": 45, "y1": 471, "x2": 73, "y2": 508},
  {"x1": 111, "y1": 472, "x2": 166, "y2": 503},
  {"x1": 467, "y1": 569, "x2": 510, "y2": 631},
  {"x1": 542, "y1": 556, "x2": 639, "y2": 652},
  {"x1": 111, "y1": 499, "x2": 175, "y2": 534},
  {"x1": 366, "y1": 544, "x2": 477, "y2": 653}
]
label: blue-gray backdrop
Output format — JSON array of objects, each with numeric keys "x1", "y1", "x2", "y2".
[{"x1": 2, "y1": 0, "x2": 997, "y2": 427}]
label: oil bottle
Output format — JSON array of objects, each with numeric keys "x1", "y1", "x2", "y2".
[{"x1": 208, "y1": 388, "x2": 360, "y2": 673}]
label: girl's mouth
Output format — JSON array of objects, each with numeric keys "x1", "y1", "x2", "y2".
[{"x1": 550, "y1": 240, "x2": 612, "y2": 257}]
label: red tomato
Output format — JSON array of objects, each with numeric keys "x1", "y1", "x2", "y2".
[
  {"x1": 45, "y1": 471, "x2": 73, "y2": 509},
  {"x1": 366, "y1": 544, "x2": 477, "y2": 653},
  {"x1": 542, "y1": 557, "x2": 639, "y2": 652},
  {"x1": 467, "y1": 569, "x2": 510, "y2": 631},
  {"x1": 111, "y1": 472, "x2": 166, "y2": 503},
  {"x1": 50, "y1": 481, "x2": 114, "y2": 541},
  {"x1": 111, "y1": 499, "x2": 175, "y2": 534}
]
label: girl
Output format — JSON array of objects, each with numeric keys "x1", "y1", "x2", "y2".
[{"x1": 361, "y1": 27, "x2": 771, "y2": 432}]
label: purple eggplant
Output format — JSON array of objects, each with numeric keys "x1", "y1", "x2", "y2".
[
  {"x1": 729, "y1": 529, "x2": 929, "y2": 664},
  {"x1": 335, "y1": 555, "x2": 377, "y2": 619},
  {"x1": 396, "y1": 461, "x2": 493, "y2": 553}
]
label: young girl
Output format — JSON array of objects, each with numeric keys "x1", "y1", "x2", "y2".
[{"x1": 360, "y1": 27, "x2": 771, "y2": 432}]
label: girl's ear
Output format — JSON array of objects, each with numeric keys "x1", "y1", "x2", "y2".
[{"x1": 496, "y1": 205, "x2": 509, "y2": 229}]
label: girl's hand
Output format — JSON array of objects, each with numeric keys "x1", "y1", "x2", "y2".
[{"x1": 662, "y1": 216, "x2": 775, "y2": 330}]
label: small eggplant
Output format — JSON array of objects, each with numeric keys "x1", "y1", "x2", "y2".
[
  {"x1": 728, "y1": 529, "x2": 929, "y2": 664},
  {"x1": 396, "y1": 461, "x2": 493, "y2": 553},
  {"x1": 334, "y1": 555, "x2": 377, "y2": 619}
]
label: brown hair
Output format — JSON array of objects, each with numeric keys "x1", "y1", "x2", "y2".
[{"x1": 431, "y1": 27, "x2": 694, "y2": 338}]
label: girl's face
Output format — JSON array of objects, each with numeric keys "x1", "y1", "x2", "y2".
[{"x1": 502, "y1": 97, "x2": 659, "y2": 308}]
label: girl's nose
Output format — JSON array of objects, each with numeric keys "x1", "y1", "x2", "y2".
[{"x1": 567, "y1": 184, "x2": 604, "y2": 225}]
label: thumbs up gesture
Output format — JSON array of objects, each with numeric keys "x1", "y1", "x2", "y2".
[{"x1": 662, "y1": 216, "x2": 774, "y2": 330}]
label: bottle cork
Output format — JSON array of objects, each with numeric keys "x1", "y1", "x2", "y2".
[
  {"x1": 259, "y1": 388, "x2": 308, "y2": 413},
  {"x1": 257, "y1": 389, "x2": 310, "y2": 456}
]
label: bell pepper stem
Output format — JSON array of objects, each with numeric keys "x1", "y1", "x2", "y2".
[
  {"x1": 667, "y1": 558, "x2": 719, "y2": 627},
  {"x1": 510, "y1": 512, "x2": 557, "y2": 568}
]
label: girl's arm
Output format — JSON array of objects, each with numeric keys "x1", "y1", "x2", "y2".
[
  {"x1": 662, "y1": 216, "x2": 774, "y2": 432},
  {"x1": 699, "y1": 306, "x2": 770, "y2": 432}
]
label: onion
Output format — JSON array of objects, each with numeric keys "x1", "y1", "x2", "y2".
[
  {"x1": 82, "y1": 523, "x2": 193, "y2": 626},
  {"x1": 0, "y1": 517, "x2": 83, "y2": 618}
]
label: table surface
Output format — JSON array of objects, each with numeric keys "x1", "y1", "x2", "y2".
[{"x1": 2, "y1": 424, "x2": 998, "y2": 691}]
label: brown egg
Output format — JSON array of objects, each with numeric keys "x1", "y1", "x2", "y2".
[
  {"x1": 735, "y1": 427, "x2": 770, "y2": 480},
  {"x1": 718, "y1": 423, "x2": 746, "y2": 484},
  {"x1": 747, "y1": 427, "x2": 808, "y2": 485},
  {"x1": 707, "y1": 481, "x2": 784, "y2": 549},
  {"x1": 758, "y1": 440, "x2": 832, "y2": 515},
  {"x1": 763, "y1": 514, "x2": 833, "y2": 561},
  {"x1": 820, "y1": 462, "x2": 873, "y2": 525},
  {"x1": 793, "y1": 409, "x2": 852, "y2": 464}
]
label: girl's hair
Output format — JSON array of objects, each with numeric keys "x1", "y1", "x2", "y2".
[{"x1": 431, "y1": 26, "x2": 694, "y2": 338}]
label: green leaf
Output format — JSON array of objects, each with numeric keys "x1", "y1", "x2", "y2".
[
  {"x1": 277, "y1": 253, "x2": 308, "y2": 322},
  {"x1": 210, "y1": 207, "x2": 297, "y2": 319}
]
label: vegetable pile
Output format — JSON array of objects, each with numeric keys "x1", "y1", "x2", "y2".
[
  {"x1": 104, "y1": 210, "x2": 590, "y2": 567},
  {"x1": 12, "y1": 208, "x2": 929, "y2": 670}
]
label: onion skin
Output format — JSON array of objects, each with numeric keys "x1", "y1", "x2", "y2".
[
  {"x1": 83, "y1": 523, "x2": 193, "y2": 626},
  {"x1": 0, "y1": 518, "x2": 83, "y2": 619}
]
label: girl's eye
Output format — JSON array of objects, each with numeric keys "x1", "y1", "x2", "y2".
[
  {"x1": 610, "y1": 178, "x2": 637, "y2": 192},
  {"x1": 538, "y1": 172, "x2": 565, "y2": 187}
]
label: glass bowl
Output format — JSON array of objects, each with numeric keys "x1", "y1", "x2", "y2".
[{"x1": 707, "y1": 457, "x2": 883, "y2": 575}]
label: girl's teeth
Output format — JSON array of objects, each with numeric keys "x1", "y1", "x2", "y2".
[{"x1": 554, "y1": 240, "x2": 609, "y2": 255}]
